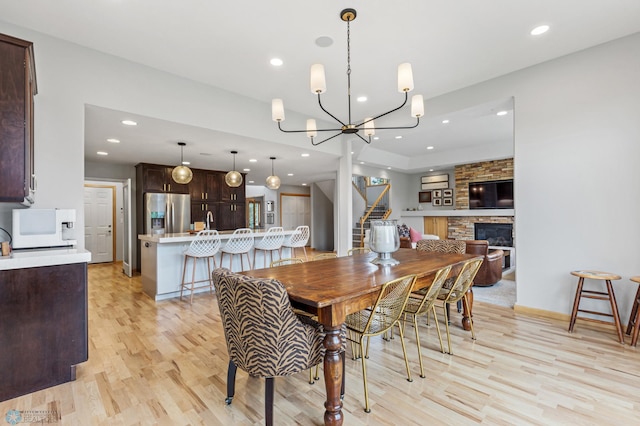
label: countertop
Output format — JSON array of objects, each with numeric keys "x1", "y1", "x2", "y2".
[
  {"x1": 0, "y1": 247, "x2": 92, "y2": 271},
  {"x1": 139, "y1": 229, "x2": 296, "y2": 244}
]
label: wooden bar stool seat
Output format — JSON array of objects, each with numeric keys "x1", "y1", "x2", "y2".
[
  {"x1": 626, "y1": 276, "x2": 640, "y2": 346},
  {"x1": 568, "y1": 270, "x2": 624, "y2": 344}
]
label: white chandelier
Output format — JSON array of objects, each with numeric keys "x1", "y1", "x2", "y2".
[{"x1": 271, "y1": 8, "x2": 424, "y2": 146}]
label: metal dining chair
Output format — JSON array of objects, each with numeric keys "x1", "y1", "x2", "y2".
[
  {"x1": 220, "y1": 228, "x2": 254, "y2": 272},
  {"x1": 345, "y1": 274, "x2": 417, "y2": 413},
  {"x1": 253, "y1": 226, "x2": 285, "y2": 268},
  {"x1": 312, "y1": 252, "x2": 338, "y2": 261},
  {"x1": 270, "y1": 257, "x2": 304, "y2": 267}
]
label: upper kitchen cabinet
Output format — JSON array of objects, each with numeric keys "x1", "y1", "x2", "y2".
[
  {"x1": 190, "y1": 169, "x2": 223, "y2": 202},
  {"x1": 136, "y1": 163, "x2": 189, "y2": 194},
  {"x1": 0, "y1": 33, "x2": 37, "y2": 204}
]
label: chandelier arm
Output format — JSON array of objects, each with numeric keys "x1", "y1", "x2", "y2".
[
  {"x1": 355, "y1": 92, "x2": 409, "y2": 127},
  {"x1": 317, "y1": 93, "x2": 348, "y2": 127},
  {"x1": 277, "y1": 122, "x2": 344, "y2": 133},
  {"x1": 372, "y1": 117, "x2": 421, "y2": 130},
  {"x1": 311, "y1": 132, "x2": 343, "y2": 146},
  {"x1": 354, "y1": 132, "x2": 372, "y2": 144}
]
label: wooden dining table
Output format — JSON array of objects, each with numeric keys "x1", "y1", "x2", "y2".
[{"x1": 243, "y1": 248, "x2": 481, "y2": 426}]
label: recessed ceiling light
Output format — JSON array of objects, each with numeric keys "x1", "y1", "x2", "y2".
[
  {"x1": 531, "y1": 25, "x2": 549, "y2": 36},
  {"x1": 302, "y1": 183, "x2": 308, "y2": 186},
  {"x1": 442, "y1": 119, "x2": 450, "y2": 124},
  {"x1": 373, "y1": 137, "x2": 379, "y2": 140},
  {"x1": 243, "y1": 168, "x2": 250, "y2": 172},
  {"x1": 350, "y1": 151, "x2": 354, "y2": 155},
  {"x1": 387, "y1": 167, "x2": 392, "y2": 170},
  {"x1": 395, "y1": 136, "x2": 402, "y2": 139},
  {"x1": 360, "y1": 161, "x2": 365, "y2": 164},
  {"x1": 248, "y1": 180, "x2": 255, "y2": 184},
  {"x1": 427, "y1": 146, "x2": 434, "y2": 150},
  {"x1": 182, "y1": 161, "x2": 190, "y2": 165},
  {"x1": 287, "y1": 173, "x2": 294, "y2": 176},
  {"x1": 301, "y1": 153, "x2": 310, "y2": 157},
  {"x1": 121, "y1": 120, "x2": 137, "y2": 126},
  {"x1": 429, "y1": 169, "x2": 434, "y2": 172},
  {"x1": 270, "y1": 58, "x2": 283, "y2": 66},
  {"x1": 249, "y1": 159, "x2": 257, "y2": 162},
  {"x1": 97, "y1": 151, "x2": 108, "y2": 156},
  {"x1": 106, "y1": 138, "x2": 120, "y2": 143},
  {"x1": 357, "y1": 96, "x2": 367, "y2": 102},
  {"x1": 496, "y1": 110, "x2": 508, "y2": 116}
]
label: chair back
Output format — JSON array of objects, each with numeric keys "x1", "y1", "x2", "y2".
[
  {"x1": 254, "y1": 226, "x2": 285, "y2": 250},
  {"x1": 416, "y1": 239, "x2": 466, "y2": 254},
  {"x1": 464, "y1": 240, "x2": 489, "y2": 256},
  {"x1": 354, "y1": 275, "x2": 417, "y2": 336},
  {"x1": 313, "y1": 253, "x2": 338, "y2": 261},
  {"x1": 185, "y1": 229, "x2": 221, "y2": 257},
  {"x1": 285, "y1": 226, "x2": 310, "y2": 248},
  {"x1": 213, "y1": 268, "x2": 324, "y2": 377},
  {"x1": 223, "y1": 228, "x2": 254, "y2": 254},
  {"x1": 270, "y1": 258, "x2": 304, "y2": 267},
  {"x1": 440, "y1": 258, "x2": 483, "y2": 304},
  {"x1": 409, "y1": 265, "x2": 452, "y2": 316}
]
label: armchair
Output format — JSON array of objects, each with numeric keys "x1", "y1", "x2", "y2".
[{"x1": 464, "y1": 240, "x2": 504, "y2": 286}]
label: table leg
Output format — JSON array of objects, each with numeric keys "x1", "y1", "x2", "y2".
[
  {"x1": 462, "y1": 288, "x2": 473, "y2": 331},
  {"x1": 323, "y1": 326, "x2": 343, "y2": 426}
]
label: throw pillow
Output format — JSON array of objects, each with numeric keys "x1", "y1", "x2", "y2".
[
  {"x1": 409, "y1": 227, "x2": 422, "y2": 243},
  {"x1": 397, "y1": 224, "x2": 410, "y2": 238}
]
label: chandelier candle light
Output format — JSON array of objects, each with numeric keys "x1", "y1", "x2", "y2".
[
  {"x1": 271, "y1": 8, "x2": 424, "y2": 146},
  {"x1": 369, "y1": 219, "x2": 401, "y2": 266}
]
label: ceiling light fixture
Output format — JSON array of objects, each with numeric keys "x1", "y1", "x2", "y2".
[
  {"x1": 121, "y1": 120, "x2": 137, "y2": 126},
  {"x1": 271, "y1": 8, "x2": 424, "y2": 146},
  {"x1": 531, "y1": 25, "x2": 549, "y2": 36},
  {"x1": 496, "y1": 110, "x2": 508, "y2": 116},
  {"x1": 106, "y1": 138, "x2": 120, "y2": 143},
  {"x1": 266, "y1": 157, "x2": 281, "y2": 190},
  {"x1": 171, "y1": 142, "x2": 193, "y2": 184},
  {"x1": 225, "y1": 150, "x2": 243, "y2": 188}
]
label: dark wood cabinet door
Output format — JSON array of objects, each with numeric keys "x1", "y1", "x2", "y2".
[
  {"x1": 233, "y1": 202, "x2": 247, "y2": 229},
  {"x1": 142, "y1": 165, "x2": 167, "y2": 192},
  {"x1": 189, "y1": 170, "x2": 206, "y2": 201},
  {"x1": 216, "y1": 202, "x2": 235, "y2": 231},
  {"x1": 0, "y1": 34, "x2": 35, "y2": 202},
  {"x1": 166, "y1": 166, "x2": 189, "y2": 194},
  {"x1": 206, "y1": 171, "x2": 223, "y2": 202}
]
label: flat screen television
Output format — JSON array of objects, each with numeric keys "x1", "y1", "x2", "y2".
[{"x1": 468, "y1": 179, "x2": 513, "y2": 209}]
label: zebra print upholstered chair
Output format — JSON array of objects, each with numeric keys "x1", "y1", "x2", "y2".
[{"x1": 212, "y1": 268, "x2": 326, "y2": 426}]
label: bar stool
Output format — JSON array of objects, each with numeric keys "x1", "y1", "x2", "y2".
[
  {"x1": 281, "y1": 225, "x2": 310, "y2": 261},
  {"x1": 568, "y1": 270, "x2": 624, "y2": 344},
  {"x1": 626, "y1": 276, "x2": 640, "y2": 346},
  {"x1": 220, "y1": 228, "x2": 254, "y2": 272},
  {"x1": 179, "y1": 230, "x2": 221, "y2": 304},
  {"x1": 253, "y1": 226, "x2": 284, "y2": 269}
]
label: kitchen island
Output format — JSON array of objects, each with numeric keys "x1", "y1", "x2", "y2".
[
  {"x1": 0, "y1": 248, "x2": 91, "y2": 401},
  {"x1": 139, "y1": 230, "x2": 297, "y2": 301}
]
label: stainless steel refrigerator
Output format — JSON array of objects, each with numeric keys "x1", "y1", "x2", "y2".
[{"x1": 145, "y1": 193, "x2": 191, "y2": 234}]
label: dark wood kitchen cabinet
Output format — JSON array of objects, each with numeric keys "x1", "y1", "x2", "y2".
[
  {"x1": 136, "y1": 163, "x2": 189, "y2": 194},
  {"x1": 0, "y1": 33, "x2": 37, "y2": 203},
  {"x1": 0, "y1": 262, "x2": 88, "y2": 402}
]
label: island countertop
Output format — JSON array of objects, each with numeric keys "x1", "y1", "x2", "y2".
[
  {"x1": 0, "y1": 247, "x2": 92, "y2": 271},
  {"x1": 139, "y1": 229, "x2": 296, "y2": 244}
]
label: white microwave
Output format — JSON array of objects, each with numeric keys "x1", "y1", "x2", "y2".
[{"x1": 12, "y1": 209, "x2": 77, "y2": 249}]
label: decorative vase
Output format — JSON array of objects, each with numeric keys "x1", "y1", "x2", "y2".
[{"x1": 369, "y1": 219, "x2": 400, "y2": 265}]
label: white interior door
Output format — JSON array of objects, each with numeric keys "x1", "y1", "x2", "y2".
[
  {"x1": 84, "y1": 185, "x2": 114, "y2": 263},
  {"x1": 122, "y1": 179, "x2": 133, "y2": 276},
  {"x1": 281, "y1": 194, "x2": 311, "y2": 237}
]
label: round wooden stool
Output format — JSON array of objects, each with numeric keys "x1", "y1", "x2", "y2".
[
  {"x1": 626, "y1": 276, "x2": 640, "y2": 346},
  {"x1": 568, "y1": 270, "x2": 624, "y2": 344}
]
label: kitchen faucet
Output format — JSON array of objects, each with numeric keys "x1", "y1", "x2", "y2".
[{"x1": 205, "y1": 211, "x2": 214, "y2": 230}]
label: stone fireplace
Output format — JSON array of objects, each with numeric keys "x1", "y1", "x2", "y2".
[{"x1": 474, "y1": 223, "x2": 513, "y2": 247}]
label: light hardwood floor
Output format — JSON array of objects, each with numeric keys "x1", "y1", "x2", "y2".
[{"x1": 2, "y1": 262, "x2": 640, "y2": 425}]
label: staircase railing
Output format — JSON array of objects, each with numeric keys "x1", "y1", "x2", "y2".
[
  {"x1": 358, "y1": 184, "x2": 391, "y2": 247},
  {"x1": 352, "y1": 180, "x2": 366, "y2": 203}
]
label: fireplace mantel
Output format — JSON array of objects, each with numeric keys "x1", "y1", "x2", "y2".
[{"x1": 400, "y1": 209, "x2": 514, "y2": 218}]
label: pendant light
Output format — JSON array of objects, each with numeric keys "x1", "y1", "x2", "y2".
[
  {"x1": 171, "y1": 142, "x2": 193, "y2": 184},
  {"x1": 265, "y1": 157, "x2": 281, "y2": 190},
  {"x1": 225, "y1": 150, "x2": 243, "y2": 187}
]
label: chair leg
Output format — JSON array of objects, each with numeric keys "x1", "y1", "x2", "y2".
[
  {"x1": 463, "y1": 296, "x2": 476, "y2": 340},
  {"x1": 189, "y1": 255, "x2": 197, "y2": 304},
  {"x1": 412, "y1": 314, "x2": 425, "y2": 378},
  {"x1": 431, "y1": 306, "x2": 445, "y2": 353},
  {"x1": 206, "y1": 257, "x2": 213, "y2": 294},
  {"x1": 302, "y1": 246, "x2": 308, "y2": 261},
  {"x1": 442, "y1": 304, "x2": 453, "y2": 355},
  {"x1": 359, "y1": 336, "x2": 371, "y2": 413},
  {"x1": 265, "y1": 377, "x2": 274, "y2": 426},
  {"x1": 179, "y1": 255, "x2": 189, "y2": 301},
  {"x1": 225, "y1": 360, "x2": 237, "y2": 405},
  {"x1": 396, "y1": 320, "x2": 413, "y2": 383}
]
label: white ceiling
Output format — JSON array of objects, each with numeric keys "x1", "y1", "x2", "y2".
[{"x1": 2, "y1": 1, "x2": 639, "y2": 185}]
